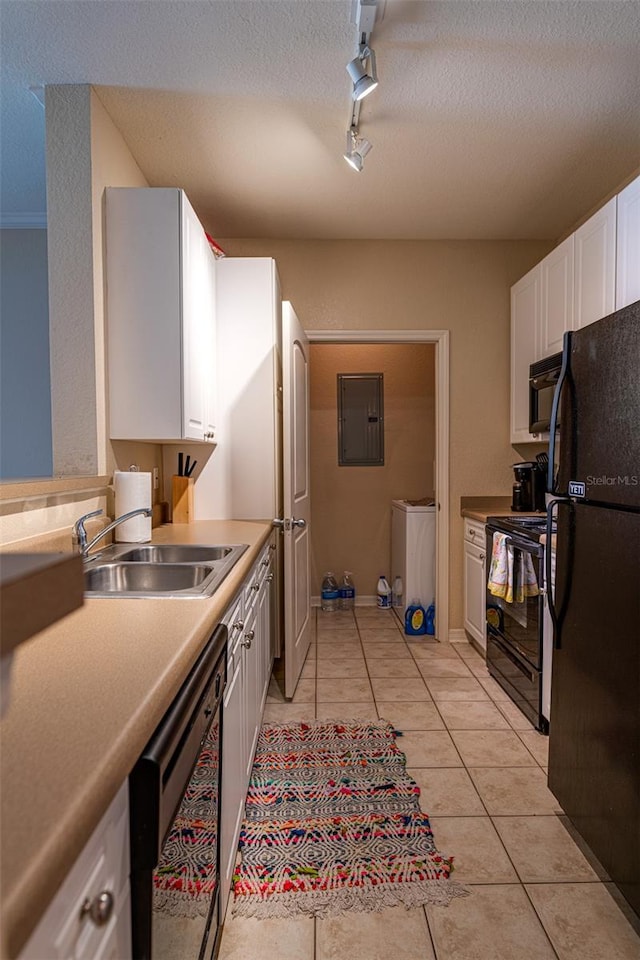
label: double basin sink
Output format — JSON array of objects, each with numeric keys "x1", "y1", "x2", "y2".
[{"x1": 83, "y1": 543, "x2": 249, "y2": 598}]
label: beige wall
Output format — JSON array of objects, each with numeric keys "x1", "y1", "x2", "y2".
[
  {"x1": 217, "y1": 238, "x2": 553, "y2": 628},
  {"x1": 45, "y1": 84, "x2": 157, "y2": 480},
  {"x1": 309, "y1": 343, "x2": 435, "y2": 600},
  {"x1": 4, "y1": 86, "x2": 161, "y2": 548}
]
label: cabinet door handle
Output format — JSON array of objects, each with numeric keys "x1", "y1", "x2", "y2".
[
  {"x1": 241, "y1": 630, "x2": 255, "y2": 648},
  {"x1": 479, "y1": 552, "x2": 485, "y2": 561},
  {"x1": 232, "y1": 619, "x2": 244, "y2": 632},
  {"x1": 261, "y1": 558, "x2": 269, "y2": 567},
  {"x1": 469, "y1": 529, "x2": 476, "y2": 538},
  {"x1": 80, "y1": 890, "x2": 114, "y2": 927},
  {"x1": 265, "y1": 573, "x2": 274, "y2": 582},
  {"x1": 252, "y1": 582, "x2": 260, "y2": 592}
]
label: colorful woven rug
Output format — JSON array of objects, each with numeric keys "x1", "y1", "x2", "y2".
[{"x1": 232, "y1": 719, "x2": 467, "y2": 919}]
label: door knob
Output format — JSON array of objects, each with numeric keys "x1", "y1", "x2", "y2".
[
  {"x1": 291, "y1": 518, "x2": 306, "y2": 528},
  {"x1": 272, "y1": 518, "x2": 285, "y2": 529}
]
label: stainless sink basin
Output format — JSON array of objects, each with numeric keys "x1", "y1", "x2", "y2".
[
  {"x1": 83, "y1": 542, "x2": 249, "y2": 598},
  {"x1": 85, "y1": 562, "x2": 213, "y2": 593},
  {"x1": 117, "y1": 545, "x2": 232, "y2": 563}
]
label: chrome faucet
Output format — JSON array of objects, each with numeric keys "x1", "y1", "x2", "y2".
[{"x1": 73, "y1": 508, "x2": 153, "y2": 558}]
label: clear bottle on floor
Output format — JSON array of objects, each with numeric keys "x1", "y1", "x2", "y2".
[
  {"x1": 340, "y1": 571, "x2": 356, "y2": 610},
  {"x1": 392, "y1": 575, "x2": 403, "y2": 610},
  {"x1": 321, "y1": 572, "x2": 340, "y2": 612},
  {"x1": 376, "y1": 575, "x2": 392, "y2": 609}
]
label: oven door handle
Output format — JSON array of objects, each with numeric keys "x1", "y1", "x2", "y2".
[{"x1": 500, "y1": 534, "x2": 543, "y2": 557}]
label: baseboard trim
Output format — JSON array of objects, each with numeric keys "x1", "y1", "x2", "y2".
[
  {"x1": 448, "y1": 628, "x2": 468, "y2": 643},
  {"x1": 312, "y1": 596, "x2": 380, "y2": 608}
]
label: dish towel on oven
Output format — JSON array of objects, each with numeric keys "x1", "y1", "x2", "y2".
[
  {"x1": 487, "y1": 532, "x2": 515, "y2": 602},
  {"x1": 518, "y1": 553, "x2": 540, "y2": 600},
  {"x1": 488, "y1": 532, "x2": 540, "y2": 603}
]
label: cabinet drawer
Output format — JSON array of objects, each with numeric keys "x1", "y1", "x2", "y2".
[
  {"x1": 244, "y1": 546, "x2": 271, "y2": 610},
  {"x1": 223, "y1": 594, "x2": 244, "y2": 671},
  {"x1": 20, "y1": 783, "x2": 130, "y2": 960},
  {"x1": 463, "y1": 520, "x2": 485, "y2": 545}
]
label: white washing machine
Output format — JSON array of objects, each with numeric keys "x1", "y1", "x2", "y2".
[{"x1": 391, "y1": 500, "x2": 436, "y2": 613}]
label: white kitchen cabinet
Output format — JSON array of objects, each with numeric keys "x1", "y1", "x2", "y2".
[
  {"x1": 540, "y1": 235, "x2": 574, "y2": 357},
  {"x1": 574, "y1": 198, "x2": 616, "y2": 329},
  {"x1": 19, "y1": 783, "x2": 131, "y2": 960},
  {"x1": 510, "y1": 265, "x2": 541, "y2": 443},
  {"x1": 210, "y1": 257, "x2": 282, "y2": 518},
  {"x1": 219, "y1": 537, "x2": 274, "y2": 920},
  {"x1": 463, "y1": 519, "x2": 486, "y2": 652},
  {"x1": 106, "y1": 187, "x2": 217, "y2": 443},
  {"x1": 616, "y1": 174, "x2": 640, "y2": 310}
]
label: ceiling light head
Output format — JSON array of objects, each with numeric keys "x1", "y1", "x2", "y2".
[
  {"x1": 346, "y1": 44, "x2": 378, "y2": 101},
  {"x1": 343, "y1": 127, "x2": 372, "y2": 172}
]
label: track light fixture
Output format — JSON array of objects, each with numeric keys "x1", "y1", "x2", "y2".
[
  {"x1": 343, "y1": 126, "x2": 372, "y2": 172},
  {"x1": 342, "y1": 0, "x2": 383, "y2": 171},
  {"x1": 346, "y1": 43, "x2": 378, "y2": 101}
]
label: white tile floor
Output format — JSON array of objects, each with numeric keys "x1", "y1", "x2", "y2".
[{"x1": 218, "y1": 608, "x2": 640, "y2": 960}]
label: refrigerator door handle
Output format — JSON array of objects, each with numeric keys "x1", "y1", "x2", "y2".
[
  {"x1": 547, "y1": 330, "x2": 572, "y2": 496},
  {"x1": 545, "y1": 498, "x2": 565, "y2": 648}
]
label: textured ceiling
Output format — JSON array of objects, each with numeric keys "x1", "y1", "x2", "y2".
[{"x1": 1, "y1": 0, "x2": 639, "y2": 239}]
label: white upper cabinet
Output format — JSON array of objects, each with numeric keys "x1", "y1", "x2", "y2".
[
  {"x1": 539, "y1": 235, "x2": 574, "y2": 357},
  {"x1": 215, "y1": 258, "x2": 282, "y2": 518},
  {"x1": 511, "y1": 175, "x2": 638, "y2": 444},
  {"x1": 574, "y1": 197, "x2": 616, "y2": 329},
  {"x1": 616, "y1": 175, "x2": 640, "y2": 310},
  {"x1": 511, "y1": 264, "x2": 541, "y2": 443},
  {"x1": 106, "y1": 188, "x2": 216, "y2": 443}
]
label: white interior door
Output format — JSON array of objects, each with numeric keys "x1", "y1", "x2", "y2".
[{"x1": 282, "y1": 301, "x2": 311, "y2": 698}]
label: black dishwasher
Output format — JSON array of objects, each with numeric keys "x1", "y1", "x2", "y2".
[{"x1": 129, "y1": 623, "x2": 227, "y2": 960}]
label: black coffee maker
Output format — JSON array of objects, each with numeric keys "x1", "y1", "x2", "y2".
[{"x1": 512, "y1": 461, "x2": 546, "y2": 512}]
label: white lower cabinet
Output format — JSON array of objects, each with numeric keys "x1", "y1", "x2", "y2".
[
  {"x1": 19, "y1": 783, "x2": 131, "y2": 960},
  {"x1": 220, "y1": 537, "x2": 274, "y2": 920},
  {"x1": 463, "y1": 520, "x2": 487, "y2": 652}
]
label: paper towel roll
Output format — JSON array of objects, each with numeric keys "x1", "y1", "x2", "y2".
[{"x1": 114, "y1": 471, "x2": 152, "y2": 542}]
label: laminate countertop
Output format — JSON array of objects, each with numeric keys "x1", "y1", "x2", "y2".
[
  {"x1": 460, "y1": 496, "x2": 517, "y2": 522},
  {"x1": 0, "y1": 519, "x2": 272, "y2": 959},
  {"x1": 460, "y1": 497, "x2": 547, "y2": 525}
]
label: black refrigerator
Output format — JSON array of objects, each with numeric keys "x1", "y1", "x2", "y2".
[{"x1": 546, "y1": 299, "x2": 640, "y2": 917}]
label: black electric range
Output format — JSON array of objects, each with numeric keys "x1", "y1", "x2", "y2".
[{"x1": 484, "y1": 514, "x2": 555, "y2": 733}]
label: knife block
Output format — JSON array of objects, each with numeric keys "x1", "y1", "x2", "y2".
[{"x1": 171, "y1": 476, "x2": 194, "y2": 523}]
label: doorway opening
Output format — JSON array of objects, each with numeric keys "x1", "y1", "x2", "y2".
[{"x1": 307, "y1": 330, "x2": 450, "y2": 642}]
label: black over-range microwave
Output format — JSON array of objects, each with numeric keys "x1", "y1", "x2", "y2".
[{"x1": 529, "y1": 351, "x2": 562, "y2": 434}]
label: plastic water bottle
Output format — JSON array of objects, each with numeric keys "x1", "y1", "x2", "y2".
[
  {"x1": 321, "y1": 572, "x2": 340, "y2": 612},
  {"x1": 392, "y1": 575, "x2": 403, "y2": 609},
  {"x1": 340, "y1": 571, "x2": 356, "y2": 610},
  {"x1": 376, "y1": 575, "x2": 392, "y2": 609}
]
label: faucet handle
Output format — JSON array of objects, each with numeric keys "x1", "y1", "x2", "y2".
[{"x1": 73, "y1": 509, "x2": 104, "y2": 551}]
